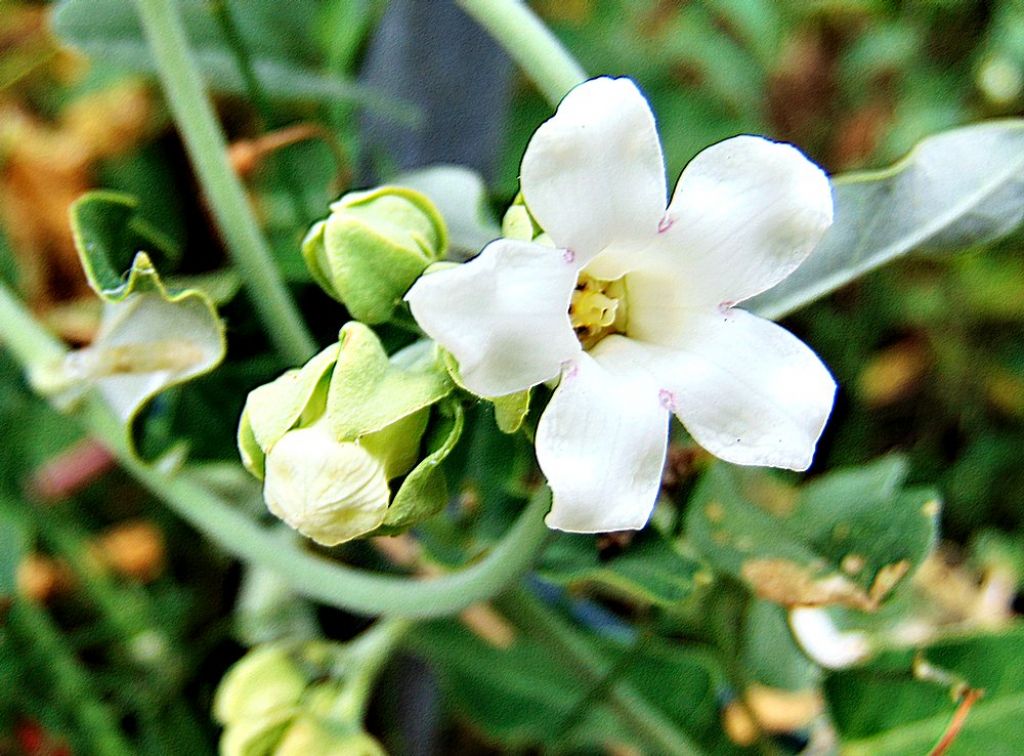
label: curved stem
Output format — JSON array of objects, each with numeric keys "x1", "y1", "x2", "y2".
[
  {"x1": 0, "y1": 280, "x2": 552, "y2": 618},
  {"x1": 457, "y1": 0, "x2": 587, "y2": 107},
  {"x1": 131, "y1": 0, "x2": 316, "y2": 365}
]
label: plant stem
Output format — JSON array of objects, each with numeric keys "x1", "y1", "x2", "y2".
[
  {"x1": 334, "y1": 617, "x2": 413, "y2": 721},
  {"x1": 209, "y1": 0, "x2": 312, "y2": 226},
  {"x1": 456, "y1": 0, "x2": 587, "y2": 107},
  {"x1": 497, "y1": 587, "x2": 705, "y2": 756},
  {"x1": 0, "y1": 280, "x2": 552, "y2": 618},
  {"x1": 131, "y1": 0, "x2": 316, "y2": 365}
]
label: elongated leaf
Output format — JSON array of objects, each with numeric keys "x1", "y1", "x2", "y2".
[
  {"x1": 750, "y1": 120, "x2": 1024, "y2": 320},
  {"x1": 51, "y1": 0, "x2": 416, "y2": 122}
]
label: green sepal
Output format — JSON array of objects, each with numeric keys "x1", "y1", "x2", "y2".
[
  {"x1": 441, "y1": 346, "x2": 531, "y2": 429},
  {"x1": 237, "y1": 406, "x2": 266, "y2": 480},
  {"x1": 302, "y1": 186, "x2": 447, "y2": 323},
  {"x1": 244, "y1": 343, "x2": 340, "y2": 452},
  {"x1": 492, "y1": 390, "x2": 531, "y2": 434},
  {"x1": 378, "y1": 400, "x2": 465, "y2": 533},
  {"x1": 327, "y1": 322, "x2": 452, "y2": 440}
]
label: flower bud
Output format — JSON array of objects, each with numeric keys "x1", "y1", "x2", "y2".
[
  {"x1": 276, "y1": 717, "x2": 386, "y2": 756},
  {"x1": 238, "y1": 324, "x2": 450, "y2": 544},
  {"x1": 303, "y1": 186, "x2": 447, "y2": 324},
  {"x1": 263, "y1": 421, "x2": 391, "y2": 546},
  {"x1": 213, "y1": 645, "x2": 307, "y2": 726}
]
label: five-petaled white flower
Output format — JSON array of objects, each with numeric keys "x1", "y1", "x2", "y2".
[{"x1": 405, "y1": 77, "x2": 836, "y2": 533}]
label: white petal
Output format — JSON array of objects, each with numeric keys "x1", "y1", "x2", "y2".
[
  {"x1": 263, "y1": 424, "x2": 389, "y2": 546},
  {"x1": 521, "y1": 77, "x2": 666, "y2": 268},
  {"x1": 633, "y1": 135, "x2": 832, "y2": 315},
  {"x1": 537, "y1": 350, "x2": 669, "y2": 533},
  {"x1": 405, "y1": 239, "x2": 579, "y2": 397},
  {"x1": 609, "y1": 311, "x2": 834, "y2": 471},
  {"x1": 789, "y1": 608, "x2": 872, "y2": 669}
]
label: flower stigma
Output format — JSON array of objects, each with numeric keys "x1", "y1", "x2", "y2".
[{"x1": 569, "y1": 272, "x2": 627, "y2": 350}]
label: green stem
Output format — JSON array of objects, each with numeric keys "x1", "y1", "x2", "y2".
[
  {"x1": 131, "y1": 0, "x2": 316, "y2": 365},
  {"x1": 209, "y1": 0, "x2": 312, "y2": 226},
  {"x1": 9, "y1": 600, "x2": 135, "y2": 756},
  {"x1": 333, "y1": 617, "x2": 413, "y2": 721},
  {"x1": 456, "y1": 0, "x2": 587, "y2": 107},
  {"x1": 0, "y1": 280, "x2": 552, "y2": 618},
  {"x1": 497, "y1": 588, "x2": 705, "y2": 756}
]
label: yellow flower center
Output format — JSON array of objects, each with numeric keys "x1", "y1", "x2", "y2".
[{"x1": 570, "y1": 273, "x2": 627, "y2": 349}]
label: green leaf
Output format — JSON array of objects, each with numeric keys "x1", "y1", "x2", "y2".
[
  {"x1": 540, "y1": 529, "x2": 705, "y2": 607},
  {"x1": 687, "y1": 458, "x2": 939, "y2": 610},
  {"x1": 70, "y1": 191, "x2": 178, "y2": 298},
  {"x1": 750, "y1": 120, "x2": 1024, "y2": 320},
  {"x1": 51, "y1": 0, "x2": 416, "y2": 122},
  {"x1": 327, "y1": 323, "x2": 452, "y2": 440},
  {"x1": 832, "y1": 628, "x2": 1024, "y2": 755},
  {"x1": 380, "y1": 401, "x2": 465, "y2": 531},
  {"x1": 491, "y1": 390, "x2": 530, "y2": 434},
  {"x1": 0, "y1": 502, "x2": 29, "y2": 600},
  {"x1": 411, "y1": 617, "x2": 716, "y2": 751}
]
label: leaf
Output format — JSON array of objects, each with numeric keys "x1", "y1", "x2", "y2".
[
  {"x1": 411, "y1": 616, "x2": 716, "y2": 751},
  {"x1": 70, "y1": 191, "x2": 178, "y2": 298},
  {"x1": 0, "y1": 501, "x2": 29, "y2": 600},
  {"x1": 687, "y1": 458, "x2": 939, "y2": 610},
  {"x1": 28, "y1": 194, "x2": 226, "y2": 459},
  {"x1": 326, "y1": 323, "x2": 452, "y2": 440},
  {"x1": 831, "y1": 628, "x2": 1024, "y2": 755},
  {"x1": 539, "y1": 529, "x2": 705, "y2": 607},
  {"x1": 380, "y1": 402, "x2": 464, "y2": 532},
  {"x1": 51, "y1": 0, "x2": 416, "y2": 122},
  {"x1": 750, "y1": 120, "x2": 1024, "y2": 320}
]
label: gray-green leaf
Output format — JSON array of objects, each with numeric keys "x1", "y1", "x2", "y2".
[{"x1": 751, "y1": 120, "x2": 1024, "y2": 320}]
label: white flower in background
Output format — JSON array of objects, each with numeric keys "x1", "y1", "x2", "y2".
[{"x1": 406, "y1": 77, "x2": 836, "y2": 533}]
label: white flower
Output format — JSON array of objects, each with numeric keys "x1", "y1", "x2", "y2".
[{"x1": 405, "y1": 77, "x2": 836, "y2": 533}]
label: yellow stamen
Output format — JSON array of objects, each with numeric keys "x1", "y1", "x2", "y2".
[{"x1": 569, "y1": 273, "x2": 627, "y2": 349}]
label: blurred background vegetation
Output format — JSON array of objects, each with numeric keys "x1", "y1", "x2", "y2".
[{"x1": 1, "y1": 0, "x2": 1023, "y2": 753}]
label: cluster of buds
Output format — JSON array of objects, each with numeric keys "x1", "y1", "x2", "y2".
[{"x1": 214, "y1": 643, "x2": 385, "y2": 756}]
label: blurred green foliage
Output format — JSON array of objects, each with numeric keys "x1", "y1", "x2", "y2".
[{"x1": 1, "y1": 0, "x2": 1023, "y2": 753}]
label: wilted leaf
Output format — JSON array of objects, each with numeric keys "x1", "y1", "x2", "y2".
[{"x1": 687, "y1": 458, "x2": 939, "y2": 610}]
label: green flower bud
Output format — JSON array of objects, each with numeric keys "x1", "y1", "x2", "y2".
[
  {"x1": 213, "y1": 645, "x2": 306, "y2": 726},
  {"x1": 275, "y1": 717, "x2": 386, "y2": 756},
  {"x1": 238, "y1": 323, "x2": 453, "y2": 545},
  {"x1": 302, "y1": 187, "x2": 447, "y2": 324},
  {"x1": 263, "y1": 420, "x2": 391, "y2": 546}
]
